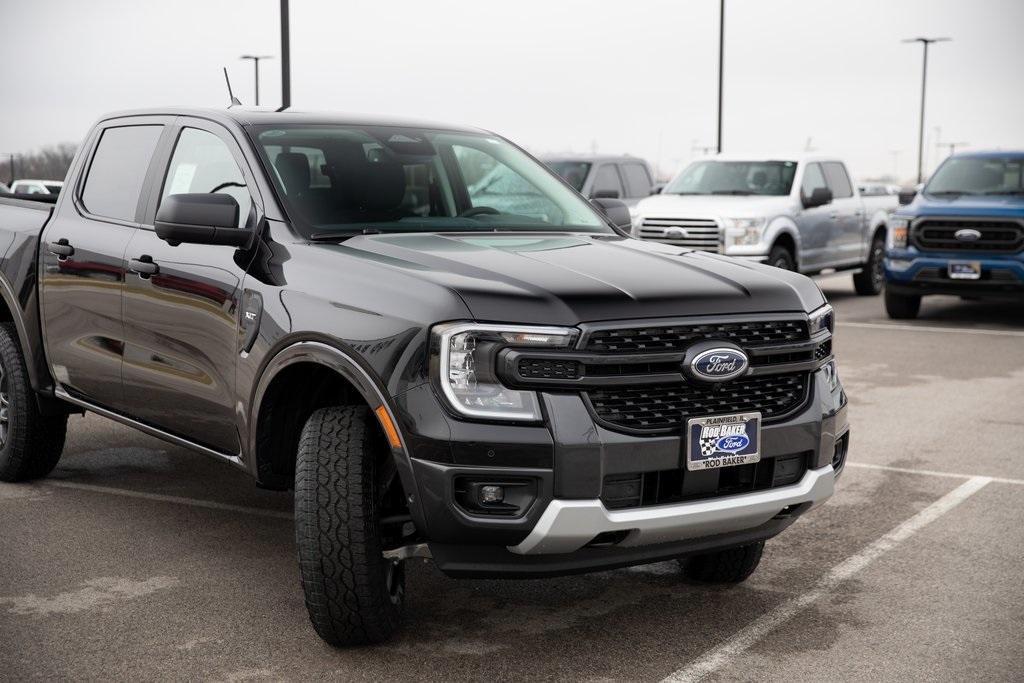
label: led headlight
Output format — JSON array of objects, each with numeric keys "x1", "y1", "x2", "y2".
[
  {"x1": 725, "y1": 217, "x2": 766, "y2": 246},
  {"x1": 888, "y1": 216, "x2": 910, "y2": 249},
  {"x1": 809, "y1": 303, "x2": 834, "y2": 336},
  {"x1": 433, "y1": 323, "x2": 577, "y2": 421}
]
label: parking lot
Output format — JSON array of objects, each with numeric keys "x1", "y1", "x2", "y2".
[{"x1": 1, "y1": 279, "x2": 1022, "y2": 682}]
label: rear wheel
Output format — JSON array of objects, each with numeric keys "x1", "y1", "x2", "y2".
[
  {"x1": 885, "y1": 289, "x2": 921, "y2": 319},
  {"x1": 294, "y1": 405, "x2": 405, "y2": 646},
  {"x1": 853, "y1": 234, "x2": 885, "y2": 295},
  {"x1": 0, "y1": 322, "x2": 68, "y2": 482},
  {"x1": 768, "y1": 245, "x2": 795, "y2": 271},
  {"x1": 680, "y1": 541, "x2": 765, "y2": 583}
]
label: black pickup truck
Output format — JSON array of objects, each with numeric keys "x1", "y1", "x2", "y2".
[{"x1": 0, "y1": 108, "x2": 848, "y2": 646}]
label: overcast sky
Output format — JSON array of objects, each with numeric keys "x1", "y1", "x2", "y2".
[{"x1": 2, "y1": 0, "x2": 1022, "y2": 182}]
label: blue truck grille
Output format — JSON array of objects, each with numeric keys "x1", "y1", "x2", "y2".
[{"x1": 913, "y1": 219, "x2": 1024, "y2": 253}]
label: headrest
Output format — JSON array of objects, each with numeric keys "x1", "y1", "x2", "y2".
[
  {"x1": 275, "y1": 152, "x2": 311, "y2": 194},
  {"x1": 751, "y1": 170, "x2": 768, "y2": 187}
]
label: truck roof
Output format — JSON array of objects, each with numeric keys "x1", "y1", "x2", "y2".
[
  {"x1": 691, "y1": 153, "x2": 845, "y2": 164},
  {"x1": 96, "y1": 107, "x2": 488, "y2": 134}
]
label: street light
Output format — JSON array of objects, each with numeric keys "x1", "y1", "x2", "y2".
[
  {"x1": 240, "y1": 54, "x2": 273, "y2": 106},
  {"x1": 902, "y1": 37, "x2": 951, "y2": 184}
]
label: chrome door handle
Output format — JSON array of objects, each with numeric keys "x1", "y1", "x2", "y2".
[
  {"x1": 49, "y1": 239, "x2": 74, "y2": 259},
  {"x1": 129, "y1": 256, "x2": 159, "y2": 278}
]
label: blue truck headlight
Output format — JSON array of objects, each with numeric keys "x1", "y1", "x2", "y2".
[
  {"x1": 433, "y1": 323, "x2": 577, "y2": 421},
  {"x1": 888, "y1": 216, "x2": 909, "y2": 249}
]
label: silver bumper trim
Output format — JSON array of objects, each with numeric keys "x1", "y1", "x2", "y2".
[{"x1": 509, "y1": 465, "x2": 835, "y2": 555}]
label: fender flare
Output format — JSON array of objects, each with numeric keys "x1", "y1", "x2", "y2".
[
  {"x1": 765, "y1": 219, "x2": 801, "y2": 268},
  {"x1": 248, "y1": 339, "x2": 428, "y2": 532},
  {"x1": 0, "y1": 272, "x2": 51, "y2": 395}
]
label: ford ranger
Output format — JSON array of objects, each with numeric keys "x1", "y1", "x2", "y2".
[
  {"x1": 0, "y1": 108, "x2": 848, "y2": 646},
  {"x1": 885, "y1": 151, "x2": 1024, "y2": 318},
  {"x1": 631, "y1": 155, "x2": 896, "y2": 294}
]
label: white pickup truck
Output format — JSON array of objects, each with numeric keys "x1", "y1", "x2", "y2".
[{"x1": 631, "y1": 155, "x2": 897, "y2": 294}]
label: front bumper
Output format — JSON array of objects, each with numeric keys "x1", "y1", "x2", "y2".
[
  {"x1": 885, "y1": 248, "x2": 1024, "y2": 298},
  {"x1": 395, "y1": 364, "x2": 847, "y2": 577}
]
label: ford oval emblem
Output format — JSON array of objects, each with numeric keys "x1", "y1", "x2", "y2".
[
  {"x1": 690, "y1": 347, "x2": 749, "y2": 382},
  {"x1": 716, "y1": 434, "x2": 750, "y2": 453},
  {"x1": 954, "y1": 228, "x2": 982, "y2": 242}
]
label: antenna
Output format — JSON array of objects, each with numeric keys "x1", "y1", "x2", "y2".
[{"x1": 223, "y1": 67, "x2": 242, "y2": 107}]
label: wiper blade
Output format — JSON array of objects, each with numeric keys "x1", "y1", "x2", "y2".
[
  {"x1": 309, "y1": 227, "x2": 380, "y2": 240},
  {"x1": 981, "y1": 190, "x2": 1024, "y2": 195},
  {"x1": 925, "y1": 190, "x2": 965, "y2": 196},
  {"x1": 710, "y1": 190, "x2": 754, "y2": 195}
]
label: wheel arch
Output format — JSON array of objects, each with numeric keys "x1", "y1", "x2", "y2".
[
  {"x1": 768, "y1": 224, "x2": 800, "y2": 270},
  {"x1": 248, "y1": 341, "x2": 424, "y2": 529}
]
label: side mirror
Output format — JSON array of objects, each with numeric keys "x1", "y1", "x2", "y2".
[
  {"x1": 897, "y1": 188, "x2": 917, "y2": 206},
  {"x1": 650, "y1": 184, "x2": 665, "y2": 195},
  {"x1": 591, "y1": 188, "x2": 621, "y2": 200},
  {"x1": 802, "y1": 186, "x2": 833, "y2": 209},
  {"x1": 155, "y1": 193, "x2": 251, "y2": 247},
  {"x1": 590, "y1": 197, "x2": 632, "y2": 232}
]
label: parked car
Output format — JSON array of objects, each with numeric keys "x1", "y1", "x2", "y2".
[
  {"x1": 632, "y1": 155, "x2": 898, "y2": 294},
  {"x1": 10, "y1": 179, "x2": 63, "y2": 195},
  {"x1": 858, "y1": 182, "x2": 900, "y2": 197},
  {"x1": 0, "y1": 181, "x2": 9, "y2": 194},
  {"x1": 884, "y1": 151, "x2": 1024, "y2": 318},
  {"x1": 0, "y1": 108, "x2": 847, "y2": 646},
  {"x1": 544, "y1": 155, "x2": 656, "y2": 206}
]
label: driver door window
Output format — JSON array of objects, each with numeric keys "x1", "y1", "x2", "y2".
[
  {"x1": 800, "y1": 163, "x2": 828, "y2": 201},
  {"x1": 592, "y1": 164, "x2": 624, "y2": 198},
  {"x1": 160, "y1": 128, "x2": 252, "y2": 228}
]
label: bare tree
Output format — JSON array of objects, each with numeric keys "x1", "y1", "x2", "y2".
[{"x1": 1, "y1": 143, "x2": 78, "y2": 185}]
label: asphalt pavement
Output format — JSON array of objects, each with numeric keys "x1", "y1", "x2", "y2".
[{"x1": 2, "y1": 278, "x2": 1023, "y2": 681}]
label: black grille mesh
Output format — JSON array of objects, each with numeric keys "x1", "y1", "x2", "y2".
[
  {"x1": 814, "y1": 340, "x2": 832, "y2": 361},
  {"x1": 584, "y1": 320, "x2": 808, "y2": 353},
  {"x1": 588, "y1": 373, "x2": 807, "y2": 432},
  {"x1": 517, "y1": 358, "x2": 581, "y2": 380},
  {"x1": 914, "y1": 220, "x2": 1024, "y2": 253}
]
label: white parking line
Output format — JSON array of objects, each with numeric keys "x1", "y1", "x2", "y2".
[
  {"x1": 43, "y1": 480, "x2": 293, "y2": 519},
  {"x1": 660, "y1": 476, "x2": 992, "y2": 683},
  {"x1": 848, "y1": 462, "x2": 1024, "y2": 486},
  {"x1": 839, "y1": 321, "x2": 1024, "y2": 337}
]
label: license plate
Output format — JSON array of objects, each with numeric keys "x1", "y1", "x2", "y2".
[
  {"x1": 948, "y1": 261, "x2": 981, "y2": 280},
  {"x1": 686, "y1": 412, "x2": 761, "y2": 471}
]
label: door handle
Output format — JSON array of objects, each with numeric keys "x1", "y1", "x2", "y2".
[
  {"x1": 48, "y1": 239, "x2": 74, "y2": 259},
  {"x1": 129, "y1": 255, "x2": 160, "y2": 278}
]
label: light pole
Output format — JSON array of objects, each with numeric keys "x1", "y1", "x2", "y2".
[
  {"x1": 716, "y1": 0, "x2": 725, "y2": 154},
  {"x1": 279, "y1": 0, "x2": 291, "y2": 111},
  {"x1": 902, "y1": 37, "x2": 950, "y2": 184},
  {"x1": 240, "y1": 54, "x2": 273, "y2": 106}
]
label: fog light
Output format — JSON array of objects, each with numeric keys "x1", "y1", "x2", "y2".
[
  {"x1": 479, "y1": 485, "x2": 504, "y2": 504},
  {"x1": 887, "y1": 258, "x2": 913, "y2": 272}
]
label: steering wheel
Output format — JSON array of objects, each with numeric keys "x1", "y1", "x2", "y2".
[{"x1": 458, "y1": 206, "x2": 500, "y2": 218}]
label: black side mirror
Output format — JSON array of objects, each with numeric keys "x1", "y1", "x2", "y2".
[
  {"x1": 155, "y1": 193, "x2": 251, "y2": 247},
  {"x1": 591, "y1": 188, "x2": 621, "y2": 200},
  {"x1": 802, "y1": 187, "x2": 833, "y2": 209},
  {"x1": 590, "y1": 197, "x2": 632, "y2": 232},
  {"x1": 650, "y1": 184, "x2": 664, "y2": 195},
  {"x1": 897, "y1": 188, "x2": 917, "y2": 206}
]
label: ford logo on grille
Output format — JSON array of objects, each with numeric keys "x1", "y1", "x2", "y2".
[
  {"x1": 688, "y1": 347, "x2": 749, "y2": 382},
  {"x1": 954, "y1": 228, "x2": 982, "y2": 242}
]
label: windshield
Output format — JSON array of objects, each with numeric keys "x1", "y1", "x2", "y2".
[
  {"x1": 925, "y1": 156, "x2": 1024, "y2": 196},
  {"x1": 663, "y1": 160, "x2": 797, "y2": 196},
  {"x1": 251, "y1": 125, "x2": 609, "y2": 238},
  {"x1": 546, "y1": 161, "x2": 591, "y2": 191}
]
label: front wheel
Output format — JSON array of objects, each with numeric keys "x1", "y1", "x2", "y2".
[
  {"x1": 294, "y1": 405, "x2": 405, "y2": 646},
  {"x1": 768, "y1": 245, "x2": 795, "y2": 271},
  {"x1": 680, "y1": 541, "x2": 765, "y2": 583},
  {"x1": 885, "y1": 289, "x2": 921, "y2": 319},
  {"x1": 0, "y1": 322, "x2": 68, "y2": 482},
  {"x1": 853, "y1": 234, "x2": 885, "y2": 295}
]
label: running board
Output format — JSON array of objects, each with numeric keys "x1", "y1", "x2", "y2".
[{"x1": 53, "y1": 388, "x2": 245, "y2": 469}]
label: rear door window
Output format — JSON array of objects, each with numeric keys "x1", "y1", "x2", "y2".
[
  {"x1": 621, "y1": 163, "x2": 653, "y2": 198},
  {"x1": 592, "y1": 164, "x2": 624, "y2": 198},
  {"x1": 81, "y1": 125, "x2": 164, "y2": 222},
  {"x1": 822, "y1": 162, "x2": 853, "y2": 198}
]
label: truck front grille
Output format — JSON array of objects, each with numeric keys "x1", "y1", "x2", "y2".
[
  {"x1": 584, "y1": 319, "x2": 808, "y2": 353},
  {"x1": 586, "y1": 372, "x2": 808, "y2": 433},
  {"x1": 601, "y1": 452, "x2": 811, "y2": 509},
  {"x1": 912, "y1": 219, "x2": 1024, "y2": 253},
  {"x1": 638, "y1": 217, "x2": 720, "y2": 251}
]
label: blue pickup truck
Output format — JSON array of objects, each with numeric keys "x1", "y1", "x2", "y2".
[{"x1": 884, "y1": 152, "x2": 1024, "y2": 318}]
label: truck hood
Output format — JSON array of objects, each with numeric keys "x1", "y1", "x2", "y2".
[
  {"x1": 634, "y1": 193, "x2": 796, "y2": 219},
  {"x1": 325, "y1": 233, "x2": 824, "y2": 325},
  {"x1": 910, "y1": 194, "x2": 1024, "y2": 218}
]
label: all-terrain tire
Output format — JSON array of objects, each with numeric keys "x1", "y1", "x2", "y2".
[
  {"x1": 768, "y1": 245, "x2": 795, "y2": 271},
  {"x1": 0, "y1": 322, "x2": 68, "y2": 482},
  {"x1": 884, "y1": 289, "x2": 921, "y2": 319},
  {"x1": 681, "y1": 541, "x2": 765, "y2": 584},
  {"x1": 853, "y1": 233, "x2": 885, "y2": 295},
  {"x1": 294, "y1": 405, "x2": 404, "y2": 646}
]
